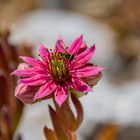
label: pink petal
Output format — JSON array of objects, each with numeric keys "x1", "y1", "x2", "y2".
[
  {"x1": 67, "y1": 35, "x2": 83, "y2": 55},
  {"x1": 20, "y1": 74, "x2": 48, "y2": 86},
  {"x1": 11, "y1": 63, "x2": 29, "y2": 76},
  {"x1": 70, "y1": 78, "x2": 92, "y2": 92},
  {"x1": 15, "y1": 83, "x2": 37, "y2": 104},
  {"x1": 54, "y1": 38, "x2": 65, "y2": 52},
  {"x1": 72, "y1": 66, "x2": 103, "y2": 78},
  {"x1": 83, "y1": 73, "x2": 102, "y2": 87},
  {"x1": 77, "y1": 42, "x2": 88, "y2": 54},
  {"x1": 12, "y1": 67, "x2": 46, "y2": 77},
  {"x1": 20, "y1": 56, "x2": 49, "y2": 72},
  {"x1": 18, "y1": 63, "x2": 29, "y2": 69},
  {"x1": 54, "y1": 86, "x2": 68, "y2": 106},
  {"x1": 71, "y1": 45, "x2": 95, "y2": 69},
  {"x1": 20, "y1": 56, "x2": 41, "y2": 67},
  {"x1": 39, "y1": 44, "x2": 49, "y2": 59},
  {"x1": 34, "y1": 80, "x2": 57, "y2": 100}
]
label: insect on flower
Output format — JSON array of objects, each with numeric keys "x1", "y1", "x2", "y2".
[{"x1": 12, "y1": 35, "x2": 103, "y2": 106}]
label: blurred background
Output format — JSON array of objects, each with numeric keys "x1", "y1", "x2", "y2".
[{"x1": 0, "y1": 0, "x2": 140, "y2": 140}]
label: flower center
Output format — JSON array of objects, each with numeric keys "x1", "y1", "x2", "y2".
[{"x1": 49, "y1": 59, "x2": 68, "y2": 81}]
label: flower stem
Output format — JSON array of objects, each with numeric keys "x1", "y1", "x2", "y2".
[{"x1": 44, "y1": 94, "x2": 84, "y2": 140}]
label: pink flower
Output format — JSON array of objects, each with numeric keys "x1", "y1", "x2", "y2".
[{"x1": 12, "y1": 35, "x2": 103, "y2": 106}]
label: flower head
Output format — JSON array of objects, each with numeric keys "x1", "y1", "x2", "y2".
[{"x1": 12, "y1": 35, "x2": 103, "y2": 106}]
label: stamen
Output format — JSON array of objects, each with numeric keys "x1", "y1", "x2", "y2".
[
  {"x1": 49, "y1": 59, "x2": 68, "y2": 81},
  {"x1": 62, "y1": 63, "x2": 67, "y2": 76},
  {"x1": 52, "y1": 66, "x2": 58, "y2": 79},
  {"x1": 56, "y1": 66, "x2": 63, "y2": 78}
]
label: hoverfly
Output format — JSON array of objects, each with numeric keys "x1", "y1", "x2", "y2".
[
  {"x1": 63, "y1": 52, "x2": 74, "y2": 61},
  {"x1": 55, "y1": 46, "x2": 75, "y2": 62},
  {"x1": 58, "y1": 52, "x2": 74, "y2": 62}
]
